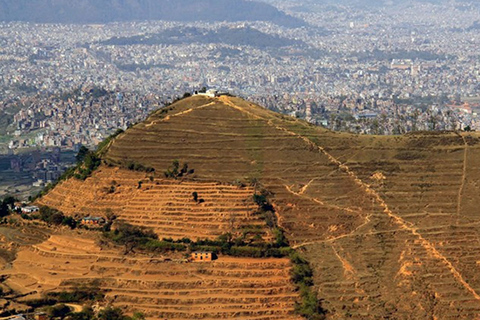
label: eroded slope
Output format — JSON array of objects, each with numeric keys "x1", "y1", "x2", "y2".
[{"x1": 30, "y1": 95, "x2": 480, "y2": 319}]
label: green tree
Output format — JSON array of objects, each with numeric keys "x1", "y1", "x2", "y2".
[
  {"x1": 0, "y1": 201, "x2": 9, "y2": 218},
  {"x1": 2, "y1": 196, "x2": 16, "y2": 208},
  {"x1": 48, "y1": 304, "x2": 71, "y2": 318},
  {"x1": 76, "y1": 146, "x2": 90, "y2": 163}
]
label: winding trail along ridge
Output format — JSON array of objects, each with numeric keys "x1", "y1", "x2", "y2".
[
  {"x1": 219, "y1": 96, "x2": 480, "y2": 302},
  {"x1": 145, "y1": 101, "x2": 216, "y2": 127}
]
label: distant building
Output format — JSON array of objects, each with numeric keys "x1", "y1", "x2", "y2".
[
  {"x1": 390, "y1": 59, "x2": 413, "y2": 70},
  {"x1": 21, "y1": 206, "x2": 40, "y2": 213},
  {"x1": 355, "y1": 111, "x2": 378, "y2": 120},
  {"x1": 194, "y1": 89, "x2": 218, "y2": 98},
  {"x1": 81, "y1": 216, "x2": 106, "y2": 226},
  {"x1": 191, "y1": 251, "x2": 214, "y2": 262}
]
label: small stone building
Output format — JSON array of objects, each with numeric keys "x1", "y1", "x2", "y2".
[{"x1": 191, "y1": 251, "x2": 213, "y2": 262}]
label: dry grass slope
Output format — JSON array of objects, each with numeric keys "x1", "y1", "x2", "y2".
[
  {"x1": 17, "y1": 95, "x2": 480, "y2": 319},
  {"x1": 103, "y1": 96, "x2": 480, "y2": 319}
]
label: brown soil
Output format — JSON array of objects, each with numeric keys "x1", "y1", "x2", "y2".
[
  {"x1": 7, "y1": 95, "x2": 480, "y2": 319},
  {"x1": 37, "y1": 167, "x2": 268, "y2": 240},
  {"x1": 5, "y1": 232, "x2": 301, "y2": 319}
]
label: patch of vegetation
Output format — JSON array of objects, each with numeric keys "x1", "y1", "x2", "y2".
[
  {"x1": 73, "y1": 150, "x2": 102, "y2": 181},
  {"x1": 103, "y1": 222, "x2": 159, "y2": 254},
  {"x1": 290, "y1": 251, "x2": 327, "y2": 320},
  {"x1": 116, "y1": 62, "x2": 173, "y2": 72},
  {"x1": 27, "y1": 302, "x2": 144, "y2": 320},
  {"x1": 46, "y1": 282, "x2": 105, "y2": 303},
  {"x1": 23, "y1": 282, "x2": 112, "y2": 318},
  {"x1": 0, "y1": 196, "x2": 17, "y2": 218},
  {"x1": 191, "y1": 191, "x2": 205, "y2": 203},
  {"x1": 33, "y1": 206, "x2": 77, "y2": 229},
  {"x1": 253, "y1": 193, "x2": 275, "y2": 212},
  {"x1": 232, "y1": 179, "x2": 246, "y2": 188},
  {"x1": 102, "y1": 221, "x2": 291, "y2": 257},
  {"x1": 47, "y1": 304, "x2": 71, "y2": 318},
  {"x1": 123, "y1": 160, "x2": 155, "y2": 173},
  {"x1": 101, "y1": 26, "x2": 304, "y2": 49},
  {"x1": 251, "y1": 189, "x2": 325, "y2": 319},
  {"x1": 24, "y1": 298, "x2": 57, "y2": 308},
  {"x1": 60, "y1": 87, "x2": 82, "y2": 101},
  {"x1": 164, "y1": 160, "x2": 194, "y2": 179}
]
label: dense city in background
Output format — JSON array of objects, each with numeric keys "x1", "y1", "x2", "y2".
[{"x1": 0, "y1": 0, "x2": 479, "y2": 198}]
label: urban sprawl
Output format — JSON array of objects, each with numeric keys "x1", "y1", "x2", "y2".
[{"x1": 1, "y1": 1, "x2": 479, "y2": 154}]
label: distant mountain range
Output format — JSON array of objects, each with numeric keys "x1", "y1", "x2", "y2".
[{"x1": 0, "y1": 0, "x2": 305, "y2": 27}]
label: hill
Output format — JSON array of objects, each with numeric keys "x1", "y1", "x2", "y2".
[
  {"x1": 0, "y1": 0, "x2": 305, "y2": 27},
  {"x1": 101, "y1": 26, "x2": 306, "y2": 49},
  {"x1": 5, "y1": 233, "x2": 300, "y2": 319},
  {"x1": 6, "y1": 94, "x2": 480, "y2": 319}
]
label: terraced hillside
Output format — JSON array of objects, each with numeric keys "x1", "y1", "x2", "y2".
[
  {"x1": 6, "y1": 234, "x2": 301, "y2": 319},
  {"x1": 37, "y1": 167, "x2": 266, "y2": 240},
  {"x1": 19, "y1": 95, "x2": 480, "y2": 318}
]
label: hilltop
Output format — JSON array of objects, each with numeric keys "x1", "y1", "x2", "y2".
[
  {"x1": 0, "y1": 0, "x2": 305, "y2": 27},
  {"x1": 4, "y1": 95, "x2": 480, "y2": 319}
]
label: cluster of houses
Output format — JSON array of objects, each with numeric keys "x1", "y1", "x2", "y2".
[{"x1": 13, "y1": 202, "x2": 106, "y2": 227}]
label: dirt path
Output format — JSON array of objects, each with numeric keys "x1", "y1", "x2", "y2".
[
  {"x1": 219, "y1": 96, "x2": 480, "y2": 303},
  {"x1": 145, "y1": 101, "x2": 216, "y2": 128},
  {"x1": 283, "y1": 183, "x2": 363, "y2": 216},
  {"x1": 331, "y1": 244, "x2": 356, "y2": 277},
  {"x1": 65, "y1": 303, "x2": 83, "y2": 312}
]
